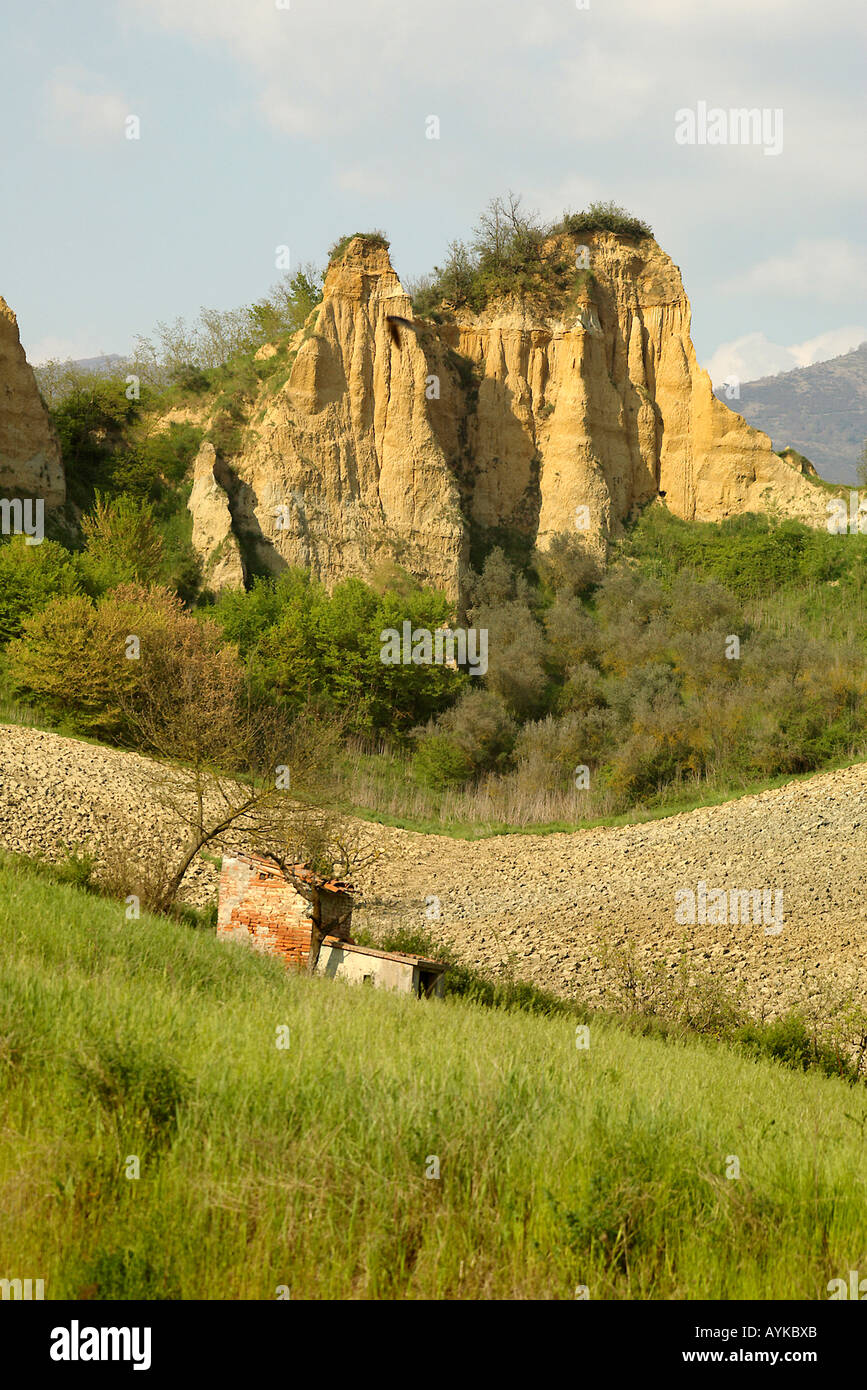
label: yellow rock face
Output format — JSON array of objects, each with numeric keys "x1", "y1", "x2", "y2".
[
  {"x1": 188, "y1": 441, "x2": 245, "y2": 592},
  {"x1": 454, "y1": 234, "x2": 828, "y2": 549},
  {"x1": 224, "y1": 237, "x2": 467, "y2": 598},
  {"x1": 0, "y1": 296, "x2": 64, "y2": 508},
  {"x1": 189, "y1": 234, "x2": 829, "y2": 598}
]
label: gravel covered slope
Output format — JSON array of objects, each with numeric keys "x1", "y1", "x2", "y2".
[{"x1": 3, "y1": 723, "x2": 866, "y2": 1016}]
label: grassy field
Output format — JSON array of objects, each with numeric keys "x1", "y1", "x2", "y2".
[{"x1": 2, "y1": 859, "x2": 867, "y2": 1300}]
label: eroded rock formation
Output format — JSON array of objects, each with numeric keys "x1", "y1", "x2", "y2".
[
  {"x1": 0, "y1": 296, "x2": 64, "y2": 508},
  {"x1": 188, "y1": 441, "x2": 245, "y2": 592},
  {"x1": 188, "y1": 234, "x2": 828, "y2": 599}
]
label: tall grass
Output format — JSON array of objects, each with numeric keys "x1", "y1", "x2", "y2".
[
  {"x1": 2, "y1": 861, "x2": 867, "y2": 1299},
  {"x1": 330, "y1": 738, "x2": 867, "y2": 837}
]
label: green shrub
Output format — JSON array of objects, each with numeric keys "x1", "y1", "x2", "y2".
[
  {"x1": 247, "y1": 572, "x2": 461, "y2": 738},
  {"x1": 51, "y1": 850, "x2": 98, "y2": 892},
  {"x1": 79, "y1": 493, "x2": 165, "y2": 595},
  {"x1": 554, "y1": 201, "x2": 653, "y2": 240},
  {"x1": 736, "y1": 1014, "x2": 855, "y2": 1081},
  {"x1": 533, "y1": 533, "x2": 601, "y2": 598},
  {"x1": 51, "y1": 378, "x2": 144, "y2": 508},
  {"x1": 414, "y1": 689, "x2": 517, "y2": 787},
  {"x1": 412, "y1": 732, "x2": 474, "y2": 789},
  {"x1": 7, "y1": 584, "x2": 237, "y2": 741},
  {"x1": 422, "y1": 195, "x2": 650, "y2": 314},
  {"x1": 206, "y1": 412, "x2": 244, "y2": 457},
  {"x1": 0, "y1": 535, "x2": 80, "y2": 645},
  {"x1": 327, "y1": 230, "x2": 390, "y2": 263}
]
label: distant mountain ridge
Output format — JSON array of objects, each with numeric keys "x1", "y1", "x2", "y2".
[{"x1": 715, "y1": 342, "x2": 867, "y2": 484}]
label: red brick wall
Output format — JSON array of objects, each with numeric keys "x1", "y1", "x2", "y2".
[{"x1": 217, "y1": 854, "x2": 352, "y2": 971}]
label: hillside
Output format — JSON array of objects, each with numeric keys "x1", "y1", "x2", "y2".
[
  {"x1": 3, "y1": 723, "x2": 867, "y2": 1022},
  {"x1": 2, "y1": 856, "x2": 867, "y2": 1300},
  {"x1": 714, "y1": 343, "x2": 867, "y2": 484}
]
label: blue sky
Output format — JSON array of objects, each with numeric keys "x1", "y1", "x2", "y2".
[{"x1": 2, "y1": 0, "x2": 865, "y2": 384}]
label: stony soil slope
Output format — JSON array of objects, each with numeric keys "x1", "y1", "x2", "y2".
[{"x1": 2, "y1": 723, "x2": 865, "y2": 1017}]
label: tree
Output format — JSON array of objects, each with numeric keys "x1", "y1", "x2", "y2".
[
  {"x1": 250, "y1": 812, "x2": 381, "y2": 974},
  {"x1": 51, "y1": 379, "x2": 142, "y2": 507},
  {"x1": 247, "y1": 573, "x2": 461, "y2": 738},
  {"x1": 0, "y1": 536, "x2": 80, "y2": 645},
  {"x1": 246, "y1": 266, "x2": 323, "y2": 341},
  {"x1": 533, "y1": 533, "x2": 601, "y2": 598},
  {"x1": 122, "y1": 631, "x2": 289, "y2": 911},
  {"x1": 122, "y1": 630, "x2": 377, "y2": 932},
  {"x1": 80, "y1": 493, "x2": 165, "y2": 593},
  {"x1": 8, "y1": 585, "x2": 213, "y2": 740},
  {"x1": 473, "y1": 191, "x2": 542, "y2": 273}
]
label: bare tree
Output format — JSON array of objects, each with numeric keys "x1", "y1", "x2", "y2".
[
  {"x1": 119, "y1": 624, "x2": 380, "y2": 941},
  {"x1": 120, "y1": 619, "x2": 340, "y2": 910},
  {"x1": 250, "y1": 812, "x2": 381, "y2": 973},
  {"x1": 472, "y1": 192, "x2": 541, "y2": 271}
]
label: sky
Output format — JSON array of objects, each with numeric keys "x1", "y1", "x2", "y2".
[{"x1": 1, "y1": 0, "x2": 865, "y2": 385}]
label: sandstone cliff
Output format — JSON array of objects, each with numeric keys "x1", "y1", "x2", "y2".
[
  {"x1": 188, "y1": 234, "x2": 828, "y2": 599},
  {"x1": 0, "y1": 296, "x2": 64, "y2": 508},
  {"x1": 197, "y1": 238, "x2": 468, "y2": 597},
  {"x1": 188, "y1": 441, "x2": 245, "y2": 592}
]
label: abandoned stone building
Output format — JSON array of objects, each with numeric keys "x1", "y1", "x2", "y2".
[{"x1": 217, "y1": 852, "x2": 446, "y2": 998}]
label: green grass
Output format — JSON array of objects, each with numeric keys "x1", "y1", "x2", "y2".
[{"x1": 2, "y1": 861, "x2": 867, "y2": 1299}]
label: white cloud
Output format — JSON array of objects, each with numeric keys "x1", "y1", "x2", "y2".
[
  {"x1": 23, "y1": 333, "x2": 110, "y2": 366},
  {"x1": 44, "y1": 69, "x2": 131, "y2": 145},
  {"x1": 704, "y1": 325, "x2": 867, "y2": 386},
  {"x1": 791, "y1": 326, "x2": 867, "y2": 367},
  {"x1": 333, "y1": 163, "x2": 392, "y2": 196},
  {"x1": 725, "y1": 240, "x2": 867, "y2": 303}
]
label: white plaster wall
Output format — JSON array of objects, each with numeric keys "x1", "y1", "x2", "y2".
[{"x1": 317, "y1": 945, "x2": 416, "y2": 994}]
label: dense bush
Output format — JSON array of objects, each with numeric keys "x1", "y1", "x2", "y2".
[
  {"x1": 533, "y1": 532, "x2": 602, "y2": 599},
  {"x1": 7, "y1": 585, "x2": 237, "y2": 740},
  {"x1": 620, "y1": 506, "x2": 867, "y2": 599},
  {"x1": 552, "y1": 200, "x2": 652, "y2": 241},
  {"x1": 327, "y1": 230, "x2": 390, "y2": 263},
  {"x1": 418, "y1": 194, "x2": 651, "y2": 315},
  {"x1": 79, "y1": 494, "x2": 165, "y2": 595},
  {"x1": 0, "y1": 536, "x2": 80, "y2": 645},
  {"x1": 216, "y1": 569, "x2": 464, "y2": 739},
  {"x1": 413, "y1": 689, "x2": 516, "y2": 788},
  {"x1": 110, "y1": 422, "x2": 204, "y2": 501},
  {"x1": 51, "y1": 379, "x2": 144, "y2": 508}
]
